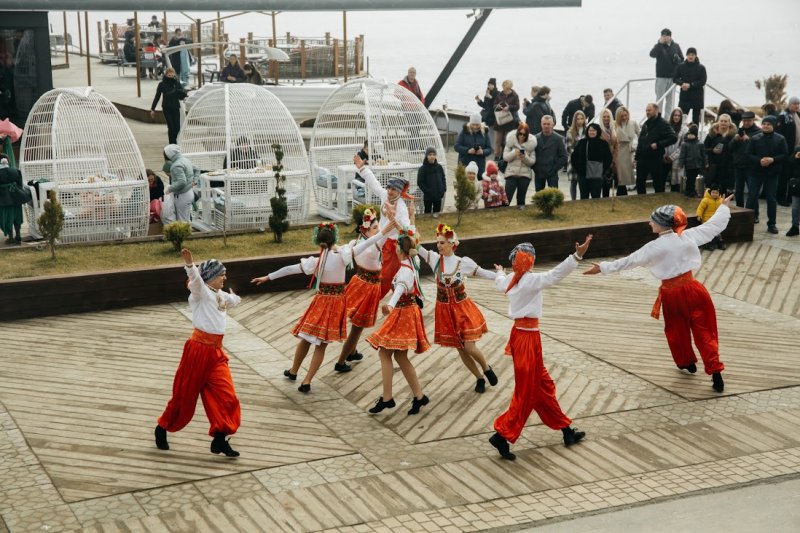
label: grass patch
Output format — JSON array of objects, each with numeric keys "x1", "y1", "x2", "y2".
[{"x1": 1, "y1": 193, "x2": 698, "y2": 280}]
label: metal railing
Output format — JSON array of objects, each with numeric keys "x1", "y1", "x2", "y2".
[{"x1": 431, "y1": 104, "x2": 451, "y2": 150}]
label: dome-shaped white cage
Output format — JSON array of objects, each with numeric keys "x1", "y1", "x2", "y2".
[
  {"x1": 19, "y1": 87, "x2": 149, "y2": 243},
  {"x1": 309, "y1": 78, "x2": 445, "y2": 221},
  {"x1": 179, "y1": 83, "x2": 310, "y2": 230}
]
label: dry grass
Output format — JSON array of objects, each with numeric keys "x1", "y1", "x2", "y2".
[{"x1": 0, "y1": 193, "x2": 698, "y2": 281}]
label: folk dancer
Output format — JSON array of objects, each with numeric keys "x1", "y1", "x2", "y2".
[
  {"x1": 490, "y1": 237, "x2": 593, "y2": 461},
  {"x1": 366, "y1": 226, "x2": 431, "y2": 415},
  {"x1": 155, "y1": 249, "x2": 242, "y2": 457},
  {"x1": 584, "y1": 198, "x2": 733, "y2": 393},
  {"x1": 417, "y1": 223, "x2": 500, "y2": 392},
  {"x1": 354, "y1": 154, "x2": 412, "y2": 298},
  {"x1": 251, "y1": 220, "x2": 396, "y2": 392}
]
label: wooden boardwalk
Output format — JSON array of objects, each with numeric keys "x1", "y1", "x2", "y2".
[{"x1": 2, "y1": 222, "x2": 800, "y2": 532}]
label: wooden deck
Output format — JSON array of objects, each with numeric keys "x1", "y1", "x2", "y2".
[{"x1": 1, "y1": 220, "x2": 800, "y2": 532}]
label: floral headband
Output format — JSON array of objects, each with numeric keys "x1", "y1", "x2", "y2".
[
  {"x1": 360, "y1": 208, "x2": 378, "y2": 230},
  {"x1": 397, "y1": 226, "x2": 420, "y2": 254},
  {"x1": 312, "y1": 222, "x2": 338, "y2": 246},
  {"x1": 435, "y1": 223, "x2": 458, "y2": 245}
]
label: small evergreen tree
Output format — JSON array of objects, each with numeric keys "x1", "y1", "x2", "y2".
[
  {"x1": 163, "y1": 221, "x2": 192, "y2": 251},
  {"x1": 754, "y1": 74, "x2": 788, "y2": 110},
  {"x1": 453, "y1": 164, "x2": 477, "y2": 226},
  {"x1": 269, "y1": 143, "x2": 289, "y2": 243},
  {"x1": 38, "y1": 189, "x2": 64, "y2": 260},
  {"x1": 532, "y1": 187, "x2": 565, "y2": 218}
]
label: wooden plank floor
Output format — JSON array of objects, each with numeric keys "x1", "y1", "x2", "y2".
[{"x1": 2, "y1": 226, "x2": 800, "y2": 531}]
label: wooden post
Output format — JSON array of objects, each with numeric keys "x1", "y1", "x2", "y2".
[
  {"x1": 62, "y1": 12, "x2": 70, "y2": 66},
  {"x1": 104, "y1": 20, "x2": 110, "y2": 52},
  {"x1": 77, "y1": 11, "x2": 83, "y2": 57},
  {"x1": 217, "y1": 11, "x2": 223, "y2": 69},
  {"x1": 359, "y1": 34, "x2": 365, "y2": 73},
  {"x1": 196, "y1": 18, "x2": 202, "y2": 88},
  {"x1": 239, "y1": 38, "x2": 246, "y2": 64},
  {"x1": 134, "y1": 13, "x2": 141, "y2": 97},
  {"x1": 112, "y1": 23, "x2": 118, "y2": 57},
  {"x1": 354, "y1": 36, "x2": 360, "y2": 76},
  {"x1": 85, "y1": 12, "x2": 92, "y2": 85},
  {"x1": 162, "y1": 12, "x2": 168, "y2": 44},
  {"x1": 247, "y1": 31, "x2": 253, "y2": 45},
  {"x1": 96, "y1": 21, "x2": 103, "y2": 56},
  {"x1": 332, "y1": 38, "x2": 339, "y2": 77},
  {"x1": 271, "y1": 11, "x2": 277, "y2": 49},
  {"x1": 286, "y1": 31, "x2": 291, "y2": 45},
  {"x1": 324, "y1": 32, "x2": 330, "y2": 45},
  {"x1": 300, "y1": 40, "x2": 306, "y2": 79},
  {"x1": 342, "y1": 11, "x2": 348, "y2": 82}
]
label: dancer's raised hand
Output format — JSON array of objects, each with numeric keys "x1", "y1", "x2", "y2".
[
  {"x1": 722, "y1": 193, "x2": 735, "y2": 207},
  {"x1": 353, "y1": 154, "x2": 365, "y2": 169},
  {"x1": 575, "y1": 234, "x2": 593, "y2": 258},
  {"x1": 583, "y1": 263, "x2": 601, "y2": 275},
  {"x1": 181, "y1": 248, "x2": 193, "y2": 265}
]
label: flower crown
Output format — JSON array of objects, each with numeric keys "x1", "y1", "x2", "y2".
[
  {"x1": 397, "y1": 225, "x2": 419, "y2": 247},
  {"x1": 360, "y1": 208, "x2": 378, "y2": 229},
  {"x1": 313, "y1": 222, "x2": 339, "y2": 246},
  {"x1": 435, "y1": 223, "x2": 458, "y2": 244}
]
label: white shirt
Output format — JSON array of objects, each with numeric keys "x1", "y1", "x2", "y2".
[
  {"x1": 495, "y1": 255, "x2": 578, "y2": 319},
  {"x1": 600, "y1": 205, "x2": 731, "y2": 280},
  {"x1": 388, "y1": 259, "x2": 418, "y2": 307},
  {"x1": 358, "y1": 166, "x2": 411, "y2": 239},
  {"x1": 418, "y1": 247, "x2": 497, "y2": 282},
  {"x1": 186, "y1": 264, "x2": 241, "y2": 335},
  {"x1": 268, "y1": 232, "x2": 384, "y2": 284},
  {"x1": 351, "y1": 234, "x2": 386, "y2": 271}
]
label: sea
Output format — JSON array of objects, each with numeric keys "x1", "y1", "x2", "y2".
[{"x1": 54, "y1": 0, "x2": 800, "y2": 119}]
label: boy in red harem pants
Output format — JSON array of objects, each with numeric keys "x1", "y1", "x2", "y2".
[
  {"x1": 584, "y1": 196, "x2": 733, "y2": 393},
  {"x1": 155, "y1": 248, "x2": 242, "y2": 457},
  {"x1": 489, "y1": 236, "x2": 593, "y2": 461}
]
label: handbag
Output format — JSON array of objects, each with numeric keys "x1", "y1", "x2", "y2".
[
  {"x1": 494, "y1": 106, "x2": 514, "y2": 126},
  {"x1": 585, "y1": 145, "x2": 604, "y2": 180},
  {"x1": 9, "y1": 182, "x2": 32, "y2": 204}
]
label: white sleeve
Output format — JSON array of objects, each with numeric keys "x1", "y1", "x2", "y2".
[
  {"x1": 351, "y1": 232, "x2": 384, "y2": 256},
  {"x1": 461, "y1": 256, "x2": 497, "y2": 280},
  {"x1": 599, "y1": 241, "x2": 660, "y2": 275},
  {"x1": 520, "y1": 255, "x2": 578, "y2": 290},
  {"x1": 495, "y1": 272, "x2": 511, "y2": 291},
  {"x1": 418, "y1": 246, "x2": 439, "y2": 268},
  {"x1": 387, "y1": 282, "x2": 409, "y2": 307},
  {"x1": 221, "y1": 290, "x2": 242, "y2": 308},
  {"x1": 681, "y1": 204, "x2": 731, "y2": 246},
  {"x1": 358, "y1": 166, "x2": 387, "y2": 201},
  {"x1": 185, "y1": 265, "x2": 206, "y2": 299},
  {"x1": 268, "y1": 263, "x2": 305, "y2": 280}
]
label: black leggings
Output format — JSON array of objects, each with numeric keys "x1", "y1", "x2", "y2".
[
  {"x1": 163, "y1": 106, "x2": 181, "y2": 145},
  {"x1": 505, "y1": 176, "x2": 531, "y2": 206},
  {"x1": 423, "y1": 198, "x2": 442, "y2": 214}
]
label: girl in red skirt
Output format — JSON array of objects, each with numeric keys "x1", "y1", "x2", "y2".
[
  {"x1": 333, "y1": 207, "x2": 385, "y2": 372},
  {"x1": 155, "y1": 248, "x2": 242, "y2": 457},
  {"x1": 354, "y1": 154, "x2": 412, "y2": 298},
  {"x1": 418, "y1": 223, "x2": 499, "y2": 393},
  {"x1": 584, "y1": 197, "x2": 733, "y2": 393},
  {"x1": 251, "y1": 220, "x2": 395, "y2": 393},
  {"x1": 490, "y1": 236, "x2": 592, "y2": 461},
  {"x1": 366, "y1": 226, "x2": 431, "y2": 415}
]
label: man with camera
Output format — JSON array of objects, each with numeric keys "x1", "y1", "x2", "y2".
[
  {"x1": 729, "y1": 111, "x2": 761, "y2": 207},
  {"x1": 650, "y1": 28, "x2": 684, "y2": 115}
]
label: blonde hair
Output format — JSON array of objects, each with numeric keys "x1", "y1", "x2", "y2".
[
  {"x1": 568, "y1": 110, "x2": 587, "y2": 141},
  {"x1": 164, "y1": 67, "x2": 176, "y2": 77},
  {"x1": 502, "y1": 79, "x2": 513, "y2": 90},
  {"x1": 614, "y1": 106, "x2": 630, "y2": 126}
]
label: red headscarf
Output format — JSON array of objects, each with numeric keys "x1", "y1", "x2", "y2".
[
  {"x1": 505, "y1": 251, "x2": 535, "y2": 293},
  {"x1": 672, "y1": 206, "x2": 687, "y2": 235}
]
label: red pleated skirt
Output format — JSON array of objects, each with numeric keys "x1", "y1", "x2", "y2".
[
  {"x1": 345, "y1": 268, "x2": 382, "y2": 328},
  {"x1": 367, "y1": 295, "x2": 430, "y2": 354},
  {"x1": 292, "y1": 283, "x2": 347, "y2": 343}
]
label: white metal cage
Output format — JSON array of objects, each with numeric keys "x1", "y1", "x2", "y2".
[
  {"x1": 19, "y1": 87, "x2": 149, "y2": 243},
  {"x1": 179, "y1": 83, "x2": 310, "y2": 230},
  {"x1": 309, "y1": 78, "x2": 444, "y2": 221}
]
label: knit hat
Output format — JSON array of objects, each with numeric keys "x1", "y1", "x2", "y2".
[
  {"x1": 488, "y1": 77, "x2": 497, "y2": 87},
  {"x1": 687, "y1": 47, "x2": 697, "y2": 55},
  {"x1": 465, "y1": 161, "x2": 479, "y2": 175},
  {"x1": 762, "y1": 115, "x2": 778, "y2": 126},
  {"x1": 650, "y1": 205, "x2": 688, "y2": 234},
  {"x1": 688, "y1": 124, "x2": 698, "y2": 136},
  {"x1": 387, "y1": 175, "x2": 409, "y2": 191},
  {"x1": 199, "y1": 259, "x2": 226, "y2": 282},
  {"x1": 661, "y1": 28, "x2": 672, "y2": 36},
  {"x1": 506, "y1": 243, "x2": 536, "y2": 293},
  {"x1": 425, "y1": 146, "x2": 437, "y2": 157},
  {"x1": 469, "y1": 112, "x2": 482, "y2": 126},
  {"x1": 483, "y1": 160, "x2": 499, "y2": 180}
]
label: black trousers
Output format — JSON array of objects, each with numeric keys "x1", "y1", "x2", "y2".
[
  {"x1": 163, "y1": 106, "x2": 181, "y2": 145},
  {"x1": 577, "y1": 176, "x2": 602, "y2": 199},
  {"x1": 423, "y1": 198, "x2": 442, "y2": 214},
  {"x1": 679, "y1": 103, "x2": 702, "y2": 125},
  {"x1": 734, "y1": 166, "x2": 749, "y2": 207},
  {"x1": 636, "y1": 159, "x2": 666, "y2": 194},
  {"x1": 505, "y1": 176, "x2": 531, "y2": 206},
  {"x1": 685, "y1": 168, "x2": 701, "y2": 196}
]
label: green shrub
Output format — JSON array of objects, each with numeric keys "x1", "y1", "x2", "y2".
[
  {"x1": 269, "y1": 143, "x2": 290, "y2": 243},
  {"x1": 532, "y1": 187, "x2": 565, "y2": 218},
  {"x1": 37, "y1": 189, "x2": 64, "y2": 260},
  {"x1": 163, "y1": 221, "x2": 192, "y2": 251},
  {"x1": 453, "y1": 164, "x2": 478, "y2": 226}
]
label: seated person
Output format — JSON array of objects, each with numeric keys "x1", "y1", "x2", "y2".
[
  {"x1": 223, "y1": 136, "x2": 260, "y2": 171},
  {"x1": 147, "y1": 169, "x2": 165, "y2": 223}
]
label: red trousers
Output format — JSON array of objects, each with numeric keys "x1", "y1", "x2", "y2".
[
  {"x1": 656, "y1": 274, "x2": 725, "y2": 375},
  {"x1": 158, "y1": 329, "x2": 241, "y2": 437},
  {"x1": 380, "y1": 238, "x2": 400, "y2": 298},
  {"x1": 494, "y1": 318, "x2": 571, "y2": 443}
]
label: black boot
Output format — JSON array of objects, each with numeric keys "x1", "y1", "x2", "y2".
[
  {"x1": 484, "y1": 366, "x2": 498, "y2": 386},
  {"x1": 680, "y1": 363, "x2": 697, "y2": 374},
  {"x1": 475, "y1": 378, "x2": 486, "y2": 393},
  {"x1": 346, "y1": 350, "x2": 364, "y2": 362},
  {"x1": 489, "y1": 432, "x2": 516, "y2": 461},
  {"x1": 298, "y1": 383, "x2": 311, "y2": 393},
  {"x1": 562, "y1": 426, "x2": 586, "y2": 447},
  {"x1": 786, "y1": 225, "x2": 800, "y2": 237},
  {"x1": 368, "y1": 396, "x2": 396, "y2": 414},
  {"x1": 210, "y1": 432, "x2": 240, "y2": 457},
  {"x1": 334, "y1": 362, "x2": 352, "y2": 373},
  {"x1": 283, "y1": 369, "x2": 297, "y2": 381},
  {"x1": 712, "y1": 372, "x2": 724, "y2": 393},
  {"x1": 154, "y1": 425, "x2": 169, "y2": 450},
  {"x1": 670, "y1": 183, "x2": 680, "y2": 193},
  {"x1": 408, "y1": 394, "x2": 429, "y2": 415},
  {"x1": 717, "y1": 237, "x2": 727, "y2": 250}
]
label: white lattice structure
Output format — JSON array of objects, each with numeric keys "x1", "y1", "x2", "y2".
[
  {"x1": 309, "y1": 78, "x2": 444, "y2": 221},
  {"x1": 19, "y1": 87, "x2": 148, "y2": 242},
  {"x1": 179, "y1": 83, "x2": 310, "y2": 229}
]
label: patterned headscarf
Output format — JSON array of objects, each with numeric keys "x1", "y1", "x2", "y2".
[
  {"x1": 199, "y1": 259, "x2": 226, "y2": 282},
  {"x1": 506, "y1": 243, "x2": 536, "y2": 293},
  {"x1": 651, "y1": 204, "x2": 688, "y2": 235}
]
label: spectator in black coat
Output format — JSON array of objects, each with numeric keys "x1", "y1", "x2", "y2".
[
  {"x1": 167, "y1": 29, "x2": 184, "y2": 77},
  {"x1": 571, "y1": 123, "x2": 613, "y2": 199},
  {"x1": 532, "y1": 115, "x2": 568, "y2": 191},
  {"x1": 635, "y1": 103, "x2": 678, "y2": 194},
  {"x1": 673, "y1": 47, "x2": 707, "y2": 125},
  {"x1": 475, "y1": 78, "x2": 498, "y2": 128},
  {"x1": 524, "y1": 86, "x2": 555, "y2": 134},
  {"x1": 650, "y1": 28, "x2": 683, "y2": 115},
  {"x1": 150, "y1": 68, "x2": 187, "y2": 145},
  {"x1": 603, "y1": 89, "x2": 623, "y2": 119},
  {"x1": 123, "y1": 37, "x2": 137, "y2": 63},
  {"x1": 746, "y1": 115, "x2": 789, "y2": 233},
  {"x1": 776, "y1": 96, "x2": 800, "y2": 205},
  {"x1": 729, "y1": 111, "x2": 761, "y2": 207},
  {"x1": 417, "y1": 147, "x2": 446, "y2": 216},
  {"x1": 562, "y1": 95, "x2": 594, "y2": 131},
  {"x1": 455, "y1": 113, "x2": 493, "y2": 178},
  {"x1": 221, "y1": 55, "x2": 246, "y2": 83}
]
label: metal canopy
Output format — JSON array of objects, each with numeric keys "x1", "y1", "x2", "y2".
[{"x1": 3, "y1": 0, "x2": 580, "y2": 11}]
